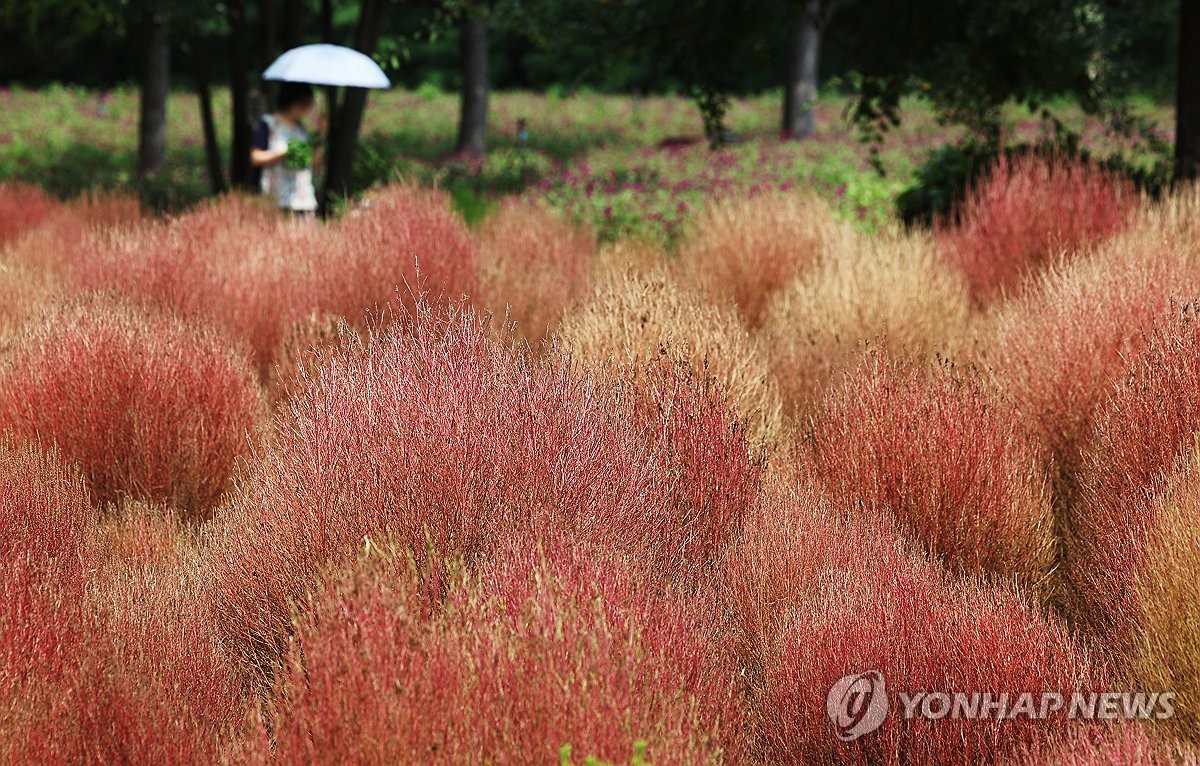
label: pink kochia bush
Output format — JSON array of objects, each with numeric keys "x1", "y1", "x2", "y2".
[
  {"x1": 331, "y1": 185, "x2": 480, "y2": 320},
  {"x1": 70, "y1": 196, "x2": 319, "y2": 373},
  {"x1": 807, "y1": 353, "x2": 1056, "y2": 594},
  {"x1": 726, "y1": 477, "x2": 1097, "y2": 766},
  {"x1": 63, "y1": 188, "x2": 479, "y2": 376},
  {"x1": 477, "y1": 198, "x2": 595, "y2": 346},
  {"x1": 0, "y1": 301, "x2": 261, "y2": 517},
  {"x1": 251, "y1": 541, "x2": 744, "y2": 765},
  {"x1": 210, "y1": 302, "x2": 759, "y2": 675},
  {"x1": 0, "y1": 182, "x2": 58, "y2": 248},
  {"x1": 1012, "y1": 724, "x2": 1198, "y2": 766},
  {"x1": 939, "y1": 155, "x2": 1135, "y2": 304},
  {"x1": 0, "y1": 446, "x2": 247, "y2": 764}
]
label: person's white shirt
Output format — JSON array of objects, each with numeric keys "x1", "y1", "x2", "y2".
[{"x1": 259, "y1": 114, "x2": 318, "y2": 213}]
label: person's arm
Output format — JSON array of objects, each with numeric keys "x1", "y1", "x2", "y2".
[{"x1": 250, "y1": 119, "x2": 285, "y2": 167}]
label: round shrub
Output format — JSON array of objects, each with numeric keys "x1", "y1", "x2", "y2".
[{"x1": 0, "y1": 300, "x2": 261, "y2": 518}]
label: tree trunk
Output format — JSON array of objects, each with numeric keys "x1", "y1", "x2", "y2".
[
  {"x1": 456, "y1": 16, "x2": 489, "y2": 156},
  {"x1": 782, "y1": 0, "x2": 820, "y2": 139},
  {"x1": 322, "y1": 0, "x2": 385, "y2": 211},
  {"x1": 228, "y1": 0, "x2": 253, "y2": 189},
  {"x1": 1177, "y1": 0, "x2": 1200, "y2": 180},
  {"x1": 193, "y1": 34, "x2": 226, "y2": 194},
  {"x1": 282, "y1": 0, "x2": 304, "y2": 49},
  {"x1": 320, "y1": 0, "x2": 334, "y2": 42},
  {"x1": 138, "y1": 5, "x2": 170, "y2": 176},
  {"x1": 259, "y1": 0, "x2": 278, "y2": 68}
]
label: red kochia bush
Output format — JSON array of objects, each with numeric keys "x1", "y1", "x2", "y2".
[
  {"x1": 0, "y1": 301, "x2": 260, "y2": 517},
  {"x1": 1014, "y1": 724, "x2": 1197, "y2": 766},
  {"x1": 939, "y1": 155, "x2": 1135, "y2": 304},
  {"x1": 1066, "y1": 311, "x2": 1200, "y2": 651},
  {"x1": 211, "y1": 303, "x2": 758, "y2": 675},
  {"x1": 726, "y1": 477, "x2": 1096, "y2": 766},
  {"x1": 328, "y1": 185, "x2": 480, "y2": 319},
  {"x1": 259, "y1": 542, "x2": 743, "y2": 765},
  {"x1": 0, "y1": 182, "x2": 58, "y2": 248},
  {"x1": 980, "y1": 247, "x2": 1200, "y2": 509},
  {"x1": 808, "y1": 353, "x2": 1056, "y2": 594}
]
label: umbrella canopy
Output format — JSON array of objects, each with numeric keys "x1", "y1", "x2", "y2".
[{"x1": 263, "y1": 44, "x2": 391, "y2": 89}]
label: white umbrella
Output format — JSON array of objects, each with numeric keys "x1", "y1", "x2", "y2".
[{"x1": 263, "y1": 44, "x2": 391, "y2": 89}]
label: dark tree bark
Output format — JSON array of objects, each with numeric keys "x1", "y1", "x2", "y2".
[
  {"x1": 193, "y1": 34, "x2": 226, "y2": 194},
  {"x1": 138, "y1": 3, "x2": 170, "y2": 176},
  {"x1": 782, "y1": 0, "x2": 821, "y2": 139},
  {"x1": 1177, "y1": 0, "x2": 1200, "y2": 180},
  {"x1": 228, "y1": 0, "x2": 254, "y2": 189},
  {"x1": 258, "y1": 0, "x2": 278, "y2": 68},
  {"x1": 455, "y1": 16, "x2": 489, "y2": 156},
  {"x1": 322, "y1": 0, "x2": 386, "y2": 210},
  {"x1": 320, "y1": 0, "x2": 334, "y2": 42},
  {"x1": 282, "y1": 0, "x2": 304, "y2": 49},
  {"x1": 318, "y1": 0, "x2": 339, "y2": 202}
]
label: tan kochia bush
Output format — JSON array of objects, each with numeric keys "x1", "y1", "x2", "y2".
[
  {"x1": 0, "y1": 260, "x2": 57, "y2": 342},
  {"x1": 1131, "y1": 438, "x2": 1200, "y2": 744},
  {"x1": 676, "y1": 193, "x2": 848, "y2": 328},
  {"x1": 558, "y1": 269, "x2": 784, "y2": 447},
  {"x1": 478, "y1": 200, "x2": 595, "y2": 347},
  {"x1": 763, "y1": 229, "x2": 970, "y2": 423},
  {"x1": 1126, "y1": 180, "x2": 1200, "y2": 264},
  {"x1": 592, "y1": 238, "x2": 670, "y2": 281}
]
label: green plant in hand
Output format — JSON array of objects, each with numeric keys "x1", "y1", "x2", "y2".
[
  {"x1": 283, "y1": 139, "x2": 314, "y2": 170},
  {"x1": 559, "y1": 740, "x2": 651, "y2": 766}
]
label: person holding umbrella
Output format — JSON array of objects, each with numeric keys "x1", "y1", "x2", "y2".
[
  {"x1": 251, "y1": 82, "x2": 320, "y2": 216},
  {"x1": 257, "y1": 44, "x2": 392, "y2": 215}
]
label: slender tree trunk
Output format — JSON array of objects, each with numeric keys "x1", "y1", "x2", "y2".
[
  {"x1": 228, "y1": 0, "x2": 253, "y2": 189},
  {"x1": 318, "y1": 0, "x2": 339, "y2": 208},
  {"x1": 193, "y1": 34, "x2": 226, "y2": 194},
  {"x1": 781, "y1": 0, "x2": 820, "y2": 139},
  {"x1": 138, "y1": 4, "x2": 170, "y2": 176},
  {"x1": 456, "y1": 16, "x2": 489, "y2": 156},
  {"x1": 283, "y1": 0, "x2": 304, "y2": 49},
  {"x1": 320, "y1": 0, "x2": 334, "y2": 42},
  {"x1": 322, "y1": 0, "x2": 385, "y2": 210},
  {"x1": 1177, "y1": 0, "x2": 1200, "y2": 180},
  {"x1": 259, "y1": 0, "x2": 278, "y2": 67}
]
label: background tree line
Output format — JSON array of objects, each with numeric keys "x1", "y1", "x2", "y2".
[{"x1": 0, "y1": 0, "x2": 1192, "y2": 204}]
